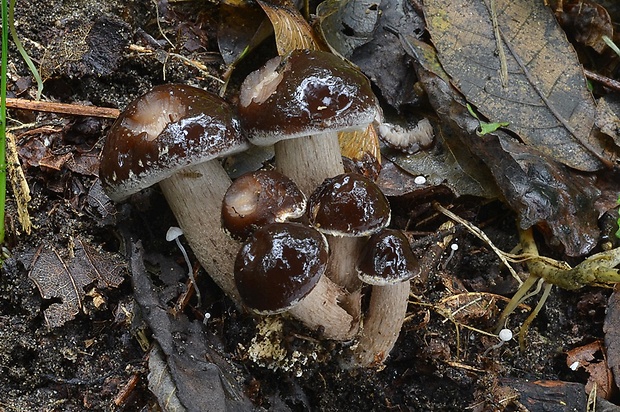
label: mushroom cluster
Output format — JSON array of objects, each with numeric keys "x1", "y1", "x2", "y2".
[{"x1": 99, "y1": 50, "x2": 421, "y2": 368}]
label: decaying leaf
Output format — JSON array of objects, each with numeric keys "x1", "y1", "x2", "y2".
[
  {"x1": 554, "y1": 0, "x2": 614, "y2": 53},
  {"x1": 316, "y1": 0, "x2": 380, "y2": 59},
  {"x1": 346, "y1": 0, "x2": 425, "y2": 110},
  {"x1": 28, "y1": 237, "x2": 125, "y2": 328},
  {"x1": 423, "y1": 0, "x2": 615, "y2": 171},
  {"x1": 595, "y1": 95, "x2": 620, "y2": 147},
  {"x1": 384, "y1": 121, "x2": 499, "y2": 199},
  {"x1": 604, "y1": 284, "x2": 620, "y2": 393},
  {"x1": 257, "y1": 0, "x2": 322, "y2": 55},
  {"x1": 403, "y1": 34, "x2": 601, "y2": 255},
  {"x1": 566, "y1": 340, "x2": 613, "y2": 399},
  {"x1": 130, "y1": 241, "x2": 256, "y2": 412}
]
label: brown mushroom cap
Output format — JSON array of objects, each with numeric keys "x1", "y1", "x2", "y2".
[
  {"x1": 222, "y1": 170, "x2": 306, "y2": 240},
  {"x1": 100, "y1": 84, "x2": 248, "y2": 201},
  {"x1": 308, "y1": 173, "x2": 391, "y2": 237},
  {"x1": 234, "y1": 222, "x2": 329, "y2": 314},
  {"x1": 356, "y1": 229, "x2": 421, "y2": 285},
  {"x1": 238, "y1": 49, "x2": 380, "y2": 145}
]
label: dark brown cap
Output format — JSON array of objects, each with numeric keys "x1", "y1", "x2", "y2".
[
  {"x1": 234, "y1": 222, "x2": 329, "y2": 314},
  {"x1": 356, "y1": 229, "x2": 420, "y2": 285},
  {"x1": 238, "y1": 49, "x2": 380, "y2": 145},
  {"x1": 100, "y1": 84, "x2": 248, "y2": 201},
  {"x1": 308, "y1": 173, "x2": 391, "y2": 237},
  {"x1": 222, "y1": 170, "x2": 306, "y2": 240}
]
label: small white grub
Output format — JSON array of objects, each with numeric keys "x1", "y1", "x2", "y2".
[{"x1": 378, "y1": 118, "x2": 434, "y2": 154}]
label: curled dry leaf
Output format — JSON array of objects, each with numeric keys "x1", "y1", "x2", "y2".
[
  {"x1": 339, "y1": 124, "x2": 382, "y2": 180},
  {"x1": 257, "y1": 0, "x2": 322, "y2": 55}
]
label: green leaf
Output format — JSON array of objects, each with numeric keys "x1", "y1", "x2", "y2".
[{"x1": 467, "y1": 103, "x2": 509, "y2": 135}]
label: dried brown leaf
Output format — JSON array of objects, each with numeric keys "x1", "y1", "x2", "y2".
[
  {"x1": 424, "y1": 0, "x2": 615, "y2": 171},
  {"x1": 555, "y1": 0, "x2": 613, "y2": 53},
  {"x1": 403, "y1": 34, "x2": 601, "y2": 255},
  {"x1": 28, "y1": 237, "x2": 125, "y2": 328},
  {"x1": 566, "y1": 340, "x2": 613, "y2": 399},
  {"x1": 257, "y1": 0, "x2": 322, "y2": 55}
]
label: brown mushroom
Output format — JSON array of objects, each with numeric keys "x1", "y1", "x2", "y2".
[
  {"x1": 235, "y1": 222, "x2": 357, "y2": 340},
  {"x1": 99, "y1": 84, "x2": 248, "y2": 302},
  {"x1": 238, "y1": 49, "x2": 380, "y2": 195},
  {"x1": 351, "y1": 229, "x2": 421, "y2": 367},
  {"x1": 308, "y1": 173, "x2": 391, "y2": 319},
  {"x1": 221, "y1": 170, "x2": 306, "y2": 241}
]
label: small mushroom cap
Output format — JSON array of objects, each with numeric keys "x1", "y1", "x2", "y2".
[
  {"x1": 222, "y1": 170, "x2": 306, "y2": 240},
  {"x1": 308, "y1": 173, "x2": 391, "y2": 237},
  {"x1": 234, "y1": 222, "x2": 329, "y2": 314},
  {"x1": 238, "y1": 49, "x2": 380, "y2": 145},
  {"x1": 356, "y1": 229, "x2": 421, "y2": 285},
  {"x1": 99, "y1": 84, "x2": 248, "y2": 202}
]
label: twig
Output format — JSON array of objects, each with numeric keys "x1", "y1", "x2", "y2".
[
  {"x1": 5, "y1": 97, "x2": 120, "y2": 118},
  {"x1": 584, "y1": 69, "x2": 620, "y2": 93},
  {"x1": 433, "y1": 202, "x2": 522, "y2": 285}
]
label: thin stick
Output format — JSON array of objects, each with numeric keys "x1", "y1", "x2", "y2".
[
  {"x1": 433, "y1": 202, "x2": 522, "y2": 285},
  {"x1": 5, "y1": 97, "x2": 120, "y2": 118}
]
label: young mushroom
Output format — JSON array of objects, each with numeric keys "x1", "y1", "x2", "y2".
[
  {"x1": 234, "y1": 222, "x2": 357, "y2": 340},
  {"x1": 351, "y1": 229, "x2": 421, "y2": 367},
  {"x1": 221, "y1": 170, "x2": 306, "y2": 241},
  {"x1": 166, "y1": 226, "x2": 201, "y2": 305},
  {"x1": 99, "y1": 84, "x2": 249, "y2": 302},
  {"x1": 308, "y1": 173, "x2": 391, "y2": 317},
  {"x1": 238, "y1": 49, "x2": 381, "y2": 195}
]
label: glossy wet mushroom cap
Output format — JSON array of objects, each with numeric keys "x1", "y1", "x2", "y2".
[
  {"x1": 99, "y1": 84, "x2": 248, "y2": 201},
  {"x1": 356, "y1": 229, "x2": 421, "y2": 285},
  {"x1": 238, "y1": 49, "x2": 380, "y2": 145},
  {"x1": 234, "y1": 222, "x2": 329, "y2": 314},
  {"x1": 308, "y1": 173, "x2": 391, "y2": 237},
  {"x1": 222, "y1": 170, "x2": 306, "y2": 240}
]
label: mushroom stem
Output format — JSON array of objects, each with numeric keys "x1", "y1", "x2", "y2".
[
  {"x1": 274, "y1": 131, "x2": 344, "y2": 195},
  {"x1": 351, "y1": 281, "x2": 410, "y2": 367},
  {"x1": 288, "y1": 275, "x2": 359, "y2": 341},
  {"x1": 325, "y1": 236, "x2": 365, "y2": 291},
  {"x1": 323, "y1": 235, "x2": 364, "y2": 319},
  {"x1": 159, "y1": 161, "x2": 241, "y2": 302}
]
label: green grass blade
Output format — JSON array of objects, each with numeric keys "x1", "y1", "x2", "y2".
[{"x1": 9, "y1": 0, "x2": 42, "y2": 100}]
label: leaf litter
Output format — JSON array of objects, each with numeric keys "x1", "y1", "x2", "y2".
[{"x1": 5, "y1": 0, "x2": 620, "y2": 410}]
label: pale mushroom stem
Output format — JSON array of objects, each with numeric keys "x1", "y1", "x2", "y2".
[
  {"x1": 324, "y1": 235, "x2": 364, "y2": 321},
  {"x1": 274, "y1": 131, "x2": 344, "y2": 196},
  {"x1": 159, "y1": 161, "x2": 241, "y2": 302},
  {"x1": 351, "y1": 280, "x2": 410, "y2": 367},
  {"x1": 275, "y1": 132, "x2": 365, "y2": 324},
  {"x1": 288, "y1": 275, "x2": 359, "y2": 341}
]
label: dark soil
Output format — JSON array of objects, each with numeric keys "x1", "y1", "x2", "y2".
[{"x1": 0, "y1": 1, "x2": 617, "y2": 411}]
